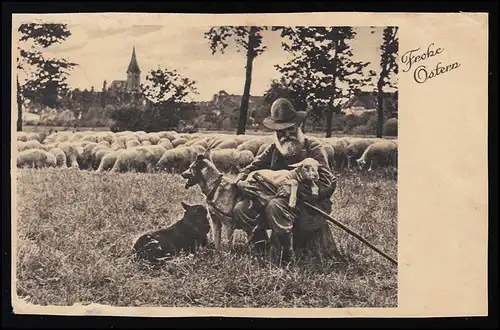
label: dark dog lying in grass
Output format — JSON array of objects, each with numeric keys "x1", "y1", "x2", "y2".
[{"x1": 132, "y1": 202, "x2": 211, "y2": 263}]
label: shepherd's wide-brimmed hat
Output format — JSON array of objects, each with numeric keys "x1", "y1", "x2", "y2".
[{"x1": 262, "y1": 98, "x2": 307, "y2": 131}]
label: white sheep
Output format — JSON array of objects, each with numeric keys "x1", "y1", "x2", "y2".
[
  {"x1": 110, "y1": 146, "x2": 156, "y2": 173},
  {"x1": 171, "y1": 137, "x2": 189, "y2": 148},
  {"x1": 18, "y1": 140, "x2": 44, "y2": 152},
  {"x1": 157, "y1": 138, "x2": 174, "y2": 150},
  {"x1": 205, "y1": 148, "x2": 241, "y2": 174},
  {"x1": 241, "y1": 157, "x2": 322, "y2": 208},
  {"x1": 92, "y1": 146, "x2": 115, "y2": 170},
  {"x1": 49, "y1": 147, "x2": 68, "y2": 168},
  {"x1": 96, "y1": 149, "x2": 123, "y2": 172},
  {"x1": 57, "y1": 142, "x2": 82, "y2": 169},
  {"x1": 155, "y1": 146, "x2": 201, "y2": 173},
  {"x1": 238, "y1": 149, "x2": 255, "y2": 170},
  {"x1": 17, "y1": 149, "x2": 57, "y2": 169},
  {"x1": 237, "y1": 138, "x2": 268, "y2": 156},
  {"x1": 345, "y1": 139, "x2": 379, "y2": 171},
  {"x1": 356, "y1": 141, "x2": 398, "y2": 171},
  {"x1": 17, "y1": 132, "x2": 28, "y2": 142},
  {"x1": 126, "y1": 139, "x2": 142, "y2": 149}
]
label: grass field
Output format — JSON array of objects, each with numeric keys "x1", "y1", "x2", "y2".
[{"x1": 15, "y1": 168, "x2": 397, "y2": 308}]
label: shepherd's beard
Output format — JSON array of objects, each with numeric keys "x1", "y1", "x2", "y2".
[{"x1": 274, "y1": 129, "x2": 306, "y2": 157}]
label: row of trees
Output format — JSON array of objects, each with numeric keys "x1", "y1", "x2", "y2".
[
  {"x1": 16, "y1": 23, "x2": 398, "y2": 137},
  {"x1": 204, "y1": 26, "x2": 399, "y2": 137}
]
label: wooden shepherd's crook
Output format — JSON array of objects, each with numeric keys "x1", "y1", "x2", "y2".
[{"x1": 253, "y1": 173, "x2": 398, "y2": 267}]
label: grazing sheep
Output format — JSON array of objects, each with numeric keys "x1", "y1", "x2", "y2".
[
  {"x1": 345, "y1": 139, "x2": 378, "y2": 171},
  {"x1": 17, "y1": 149, "x2": 57, "y2": 169},
  {"x1": 58, "y1": 142, "x2": 82, "y2": 169},
  {"x1": 186, "y1": 137, "x2": 210, "y2": 149},
  {"x1": 256, "y1": 141, "x2": 272, "y2": 156},
  {"x1": 54, "y1": 131, "x2": 73, "y2": 143},
  {"x1": 49, "y1": 147, "x2": 68, "y2": 168},
  {"x1": 141, "y1": 140, "x2": 152, "y2": 146},
  {"x1": 18, "y1": 140, "x2": 44, "y2": 152},
  {"x1": 171, "y1": 137, "x2": 189, "y2": 148},
  {"x1": 110, "y1": 146, "x2": 156, "y2": 173},
  {"x1": 137, "y1": 134, "x2": 151, "y2": 143},
  {"x1": 155, "y1": 146, "x2": 201, "y2": 173},
  {"x1": 92, "y1": 146, "x2": 114, "y2": 170},
  {"x1": 234, "y1": 135, "x2": 254, "y2": 145},
  {"x1": 96, "y1": 149, "x2": 123, "y2": 172},
  {"x1": 237, "y1": 138, "x2": 267, "y2": 156},
  {"x1": 26, "y1": 132, "x2": 42, "y2": 143},
  {"x1": 126, "y1": 139, "x2": 142, "y2": 149},
  {"x1": 356, "y1": 141, "x2": 398, "y2": 171},
  {"x1": 206, "y1": 148, "x2": 241, "y2": 174},
  {"x1": 238, "y1": 149, "x2": 255, "y2": 169},
  {"x1": 322, "y1": 142, "x2": 336, "y2": 171},
  {"x1": 156, "y1": 131, "x2": 178, "y2": 141},
  {"x1": 327, "y1": 139, "x2": 349, "y2": 170},
  {"x1": 68, "y1": 132, "x2": 85, "y2": 142},
  {"x1": 212, "y1": 139, "x2": 238, "y2": 150},
  {"x1": 157, "y1": 138, "x2": 174, "y2": 150},
  {"x1": 82, "y1": 135, "x2": 99, "y2": 143},
  {"x1": 191, "y1": 144, "x2": 206, "y2": 155},
  {"x1": 80, "y1": 142, "x2": 99, "y2": 170},
  {"x1": 144, "y1": 145, "x2": 167, "y2": 165},
  {"x1": 146, "y1": 133, "x2": 161, "y2": 145},
  {"x1": 17, "y1": 132, "x2": 28, "y2": 142},
  {"x1": 99, "y1": 140, "x2": 111, "y2": 148}
]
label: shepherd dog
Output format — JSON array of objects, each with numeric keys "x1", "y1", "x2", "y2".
[{"x1": 132, "y1": 202, "x2": 211, "y2": 263}]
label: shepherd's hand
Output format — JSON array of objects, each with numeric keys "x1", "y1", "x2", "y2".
[
  {"x1": 275, "y1": 185, "x2": 291, "y2": 198},
  {"x1": 235, "y1": 172, "x2": 248, "y2": 184}
]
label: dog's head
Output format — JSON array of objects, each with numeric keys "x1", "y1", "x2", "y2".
[
  {"x1": 132, "y1": 233, "x2": 164, "y2": 261},
  {"x1": 181, "y1": 151, "x2": 218, "y2": 189},
  {"x1": 289, "y1": 157, "x2": 321, "y2": 182},
  {"x1": 180, "y1": 201, "x2": 211, "y2": 233}
]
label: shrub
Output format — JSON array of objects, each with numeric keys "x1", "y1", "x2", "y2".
[{"x1": 383, "y1": 118, "x2": 398, "y2": 136}]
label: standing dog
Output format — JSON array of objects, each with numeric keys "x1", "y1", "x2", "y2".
[
  {"x1": 181, "y1": 153, "x2": 322, "y2": 251},
  {"x1": 132, "y1": 202, "x2": 211, "y2": 263}
]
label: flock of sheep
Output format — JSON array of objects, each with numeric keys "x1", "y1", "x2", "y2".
[{"x1": 15, "y1": 130, "x2": 398, "y2": 174}]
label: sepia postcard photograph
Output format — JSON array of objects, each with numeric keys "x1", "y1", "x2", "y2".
[{"x1": 8, "y1": 11, "x2": 489, "y2": 319}]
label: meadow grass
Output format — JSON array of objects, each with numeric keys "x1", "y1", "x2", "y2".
[{"x1": 15, "y1": 168, "x2": 397, "y2": 308}]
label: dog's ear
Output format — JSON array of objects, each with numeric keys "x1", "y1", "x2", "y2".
[{"x1": 289, "y1": 160, "x2": 305, "y2": 168}]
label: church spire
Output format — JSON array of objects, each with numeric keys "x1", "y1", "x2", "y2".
[{"x1": 127, "y1": 45, "x2": 140, "y2": 74}]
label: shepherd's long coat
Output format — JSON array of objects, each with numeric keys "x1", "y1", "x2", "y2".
[{"x1": 237, "y1": 136, "x2": 337, "y2": 232}]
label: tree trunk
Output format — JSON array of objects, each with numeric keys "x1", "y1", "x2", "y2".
[
  {"x1": 376, "y1": 81, "x2": 384, "y2": 138},
  {"x1": 301, "y1": 114, "x2": 307, "y2": 133},
  {"x1": 16, "y1": 77, "x2": 22, "y2": 132},
  {"x1": 237, "y1": 27, "x2": 257, "y2": 136},
  {"x1": 325, "y1": 40, "x2": 339, "y2": 138}
]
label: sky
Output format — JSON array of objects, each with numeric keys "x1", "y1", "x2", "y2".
[{"x1": 17, "y1": 21, "x2": 389, "y2": 102}]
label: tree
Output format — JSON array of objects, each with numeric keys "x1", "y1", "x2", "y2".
[
  {"x1": 16, "y1": 23, "x2": 78, "y2": 131},
  {"x1": 205, "y1": 26, "x2": 267, "y2": 135},
  {"x1": 274, "y1": 27, "x2": 374, "y2": 137},
  {"x1": 375, "y1": 27, "x2": 399, "y2": 137},
  {"x1": 141, "y1": 67, "x2": 198, "y2": 105},
  {"x1": 111, "y1": 67, "x2": 199, "y2": 132}
]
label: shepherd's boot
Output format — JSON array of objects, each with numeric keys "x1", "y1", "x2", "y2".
[
  {"x1": 276, "y1": 232, "x2": 296, "y2": 264},
  {"x1": 250, "y1": 229, "x2": 268, "y2": 255}
]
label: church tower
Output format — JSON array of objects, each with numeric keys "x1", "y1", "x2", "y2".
[{"x1": 126, "y1": 46, "x2": 141, "y2": 93}]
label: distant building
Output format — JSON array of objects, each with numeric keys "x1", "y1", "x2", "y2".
[
  {"x1": 342, "y1": 91, "x2": 398, "y2": 117},
  {"x1": 103, "y1": 46, "x2": 142, "y2": 95},
  {"x1": 209, "y1": 90, "x2": 265, "y2": 116}
]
